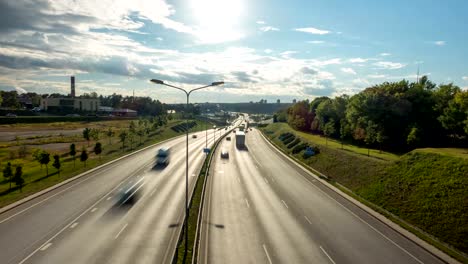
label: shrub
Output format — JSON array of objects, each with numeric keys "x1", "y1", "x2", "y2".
[
  {"x1": 292, "y1": 143, "x2": 308, "y2": 154},
  {"x1": 287, "y1": 138, "x2": 301, "y2": 149},
  {"x1": 283, "y1": 135, "x2": 296, "y2": 145}
]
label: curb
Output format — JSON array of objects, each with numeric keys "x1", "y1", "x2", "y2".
[
  {"x1": 258, "y1": 130, "x2": 460, "y2": 264},
  {"x1": 0, "y1": 133, "x2": 186, "y2": 215}
]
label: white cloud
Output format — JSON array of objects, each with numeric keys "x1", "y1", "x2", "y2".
[
  {"x1": 341, "y1": 68, "x2": 356, "y2": 75},
  {"x1": 264, "y1": 49, "x2": 273, "y2": 54},
  {"x1": 349, "y1": 58, "x2": 369, "y2": 63},
  {"x1": 307, "y1": 40, "x2": 325, "y2": 44},
  {"x1": 368, "y1": 74, "x2": 387, "y2": 79},
  {"x1": 462, "y1": 76, "x2": 468, "y2": 81},
  {"x1": 294, "y1": 27, "x2": 330, "y2": 35},
  {"x1": 256, "y1": 20, "x2": 266, "y2": 24},
  {"x1": 373, "y1": 61, "x2": 406, "y2": 70},
  {"x1": 156, "y1": 37, "x2": 163, "y2": 41},
  {"x1": 379, "y1": 53, "x2": 391, "y2": 56},
  {"x1": 434, "y1": 41, "x2": 446, "y2": 46},
  {"x1": 260, "y1": 26, "x2": 279, "y2": 32},
  {"x1": 280, "y1": 51, "x2": 297, "y2": 58}
]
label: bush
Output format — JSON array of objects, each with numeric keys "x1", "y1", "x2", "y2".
[
  {"x1": 287, "y1": 138, "x2": 301, "y2": 149},
  {"x1": 283, "y1": 135, "x2": 296, "y2": 145},
  {"x1": 292, "y1": 143, "x2": 308, "y2": 154},
  {"x1": 278, "y1": 132, "x2": 293, "y2": 141}
]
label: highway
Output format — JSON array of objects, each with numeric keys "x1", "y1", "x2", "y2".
[
  {"x1": 0, "y1": 125, "x2": 232, "y2": 264},
  {"x1": 199, "y1": 128, "x2": 446, "y2": 264}
]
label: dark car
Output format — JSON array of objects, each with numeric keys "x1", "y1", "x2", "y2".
[
  {"x1": 192, "y1": 134, "x2": 198, "y2": 138},
  {"x1": 226, "y1": 136, "x2": 231, "y2": 141},
  {"x1": 117, "y1": 177, "x2": 145, "y2": 205},
  {"x1": 220, "y1": 149, "x2": 229, "y2": 159}
]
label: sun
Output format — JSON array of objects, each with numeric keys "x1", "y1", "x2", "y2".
[{"x1": 190, "y1": 0, "x2": 245, "y2": 43}]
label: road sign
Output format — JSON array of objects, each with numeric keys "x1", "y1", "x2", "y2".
[{"x1": 203, "y1": 148, "x2": 210, "y2": 153}]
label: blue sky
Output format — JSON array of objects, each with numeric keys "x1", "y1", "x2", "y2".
[{"x1": 0, "y1": 0, "x2": 467, "y2": 103}]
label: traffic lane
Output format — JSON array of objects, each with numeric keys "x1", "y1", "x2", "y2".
[
  {"x1": 201, "y1": 138, "x2": 267, "y2": 264},
  {"x1": 28, "y1": 137, "x2": 209, "y2": 264},
  {"x1": 247, "y1": 129, "x2": 444, "y2": 264},
  {"x1": 0, "y1": 129, "x2": 217, "y2": 264},
  {"x1": 234, "y1": 146, "x2": 331, "y2": 264}
]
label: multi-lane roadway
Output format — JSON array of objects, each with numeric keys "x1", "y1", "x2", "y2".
[
  {"x1": 199, "y1": 128, "x2": 447, "y2": 264},
  {"x1": 0, "y1": 126, "x2": 231, "y2": 264}
]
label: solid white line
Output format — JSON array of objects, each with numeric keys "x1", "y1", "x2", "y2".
[
  {"x1": 320, "y1": 246, "x2": 336, "y2": 264},
  {"x1": 115, "y1": 223, "x2": 128, "y2": 239},
  {"x1": 70, "y1": 222, "x2": 78, "y2": 229},
  {"x1": 17, "y1": 179, "x2": 128, "y2": 264},
  {"x1": 251, "y1": 154, "x2": 262, "y2": 168},
  {"x1": 91, "y1": 208, "x2": 98, "y2": 213},
  {"x1": 304, "y1": 216, "x2": 312, "y2": 225},
  {"x1": 106, "y1": 196, "x2": 112, "y2": 200},
  {"x1": 40, "y1": 243, "x2": 52, "y2": 251},
  {"x1": 244, "y1": 198, "x2": 250, "y2": 208},
  {"x1": 281, "y1": 200, "x2": 288, "y2": 209},
  {"x1": 263, "y1": 244, "x2": 273, "y2": 264}
]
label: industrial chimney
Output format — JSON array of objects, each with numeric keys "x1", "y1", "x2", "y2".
[{"x1": 71, "y1": 76, "x2": 75, "y2": 98}]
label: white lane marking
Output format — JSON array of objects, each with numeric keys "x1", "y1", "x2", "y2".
[
  {"x1": 263, "y1": 244, "x2": 273, "y2": 264},
  {"x1": 18, "y1": 178, "x2": 128, "y2": 264},
  {"x1": 40, "y1": 243, "x2": 52, "y2": 251},
  {"x1": 192, "y1": 173, "x2": 197, "y2": 177},
  {"x1": 281, "y1": 200, "x2": 288, "y2": 209},
  {"x1": 251, "y1": 154, "x2": 262, "y2": 167},
  {"x1": 0, "y1": 164, "x2": 115, "y2": 225},
  {"x1": 304, "y1": 216, "x2": 312, "y2": 225},
  {"x1": 149, "y1": 188, "x2": 157, "y2": 197},
  {"x1": 320, "y1": 246, "x2": 336, "y2": 264},
  {"x1": 115, "y1": 223, "x2": 128, "y2": 239},
  {"x1": 106, "y1": 196, "x2": 112, "y2": 200},
  {"x1": 118, "y1": 188, "x2": 123, "y2": 191},
  {"x1": 244, "y1": 198, "x2": 250, "y2": 208},
  {"x1": 308, "y1": 182, "x2": 425, "y2": 264},
  {"x1": 70, "y1": 222, "x2": 78, "y2": 229},
  {"x1": 218, "y1": 171, "x2": 224, "y2": 174},
  {"x1": 91, "y1": 208, "x2": 98, "y2": 213},
  {"x1": 263, "y1": 177, "x2": 269, "y2": 184}
]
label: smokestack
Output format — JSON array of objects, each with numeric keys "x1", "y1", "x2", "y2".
[{"x1": 71, "y1": 76, "x2": 75, "y2": 98}]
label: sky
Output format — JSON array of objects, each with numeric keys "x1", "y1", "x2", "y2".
[{"x1": 0, "y1": 0, "x2": 467, "y2": 103}]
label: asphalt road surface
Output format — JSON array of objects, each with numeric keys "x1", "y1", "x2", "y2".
[
  {"x1": 199, "y1": 128, "x2": 446, "y2": 264},
  {"x1": 0, "y1": 126, "x2": 232, "y2": 264}
]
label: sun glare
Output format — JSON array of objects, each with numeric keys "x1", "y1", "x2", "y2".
[{"x1": 190, "y1": 0, "x2": 245, "y2": 43}]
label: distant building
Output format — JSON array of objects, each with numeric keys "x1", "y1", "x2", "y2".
[
  {"x1": 293, "y1": 99, "x2": 297, "y2": 103},
  {"x1": 99, "y1": 106, "x2": 137, "y2": 117},
  {"x1": 40, "y1": 76, "x2": 100, "y2": 112},
  {"x1": 277, "y1": 99, "x2": 280, "y2": 104}
]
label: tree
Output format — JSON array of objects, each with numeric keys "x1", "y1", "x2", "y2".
[
  {"x1": 52, "y1": 154, "x2": 61, "y2": 177},
  {"x1": 70, "y1": 144, "x2": 77, "y2": 168},
  {"x1": 94, "y1": 142, "x2": 102, "y2": 162},
  {"x1": 407, "y1": 127, "x2": 421, "y2": 148},
  {"x1": 3, "y1": 162, "x2": 13, "y2": 191},
  {"x1": 339, "y1": 120, "x2": 351, "y2": 149},
  {"x1": 119, "y1": 130, "x2": 128, "y2": 149},
  {"x1": 83, "y1": 128, "x2": 91, "y2": 146},
  {"x1": 39, "y1": 151, "x2": 50, "y2": 176},
  {"x1": 90, "y1": 128, "x2": 100, "y2": 141},
  {"x1": 365, "y1": 121, "x2": 378, "y2": 156},
  {"x1": 32, "y1": 149, "x2": 44, "y2": 169},
  {"x1": 136, "y1": 128, "x2": 145, "y2": 145},
  {"x1": 13, "y1": 165, "x2": 24, "y2": 192},
  {"x1": 80, "y1": 148, "x2": 88, "y2": 167},
  {"x1": 323, "y1": 119, "x2": 336, "y2": 146},
  {"x1": 106, "y1": 128, "x2": 115, "y2": 145}
]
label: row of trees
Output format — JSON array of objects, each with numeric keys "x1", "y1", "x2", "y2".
[{"x1": 276, "y1": 76, "x2": 468, "y2": 152}]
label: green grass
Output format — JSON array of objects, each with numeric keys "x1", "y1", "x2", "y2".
[
  {"x1": 261, "y1": 123, "x2": 468, "y2": 262},
  {"x1": 0, "y1": 119, "x2": 213, "y2": 208}
]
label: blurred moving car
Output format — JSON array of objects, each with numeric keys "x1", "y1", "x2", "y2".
[
  {"x1": 156, "y1": 147, "x2": 170, "y2": 166},
  {"x1": 117, "y1": 177, "x2": 145, "y2": 205},
  {"x1": 226, "y1": 136, "x2": 231, "y2": 141},
  {"x1": 220, "y1": 149, "x2": 229, "y2": 159},
  {"x1": 192, "y1": 134, "x2": 198, "y2": 138},
  {"x1": 5, "y1": 113, "x2": 17, "y2": 117}
]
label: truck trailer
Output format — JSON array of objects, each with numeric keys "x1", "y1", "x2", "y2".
[{"x1": 235, "y1": 131, "x2": 246, "y2": 149}]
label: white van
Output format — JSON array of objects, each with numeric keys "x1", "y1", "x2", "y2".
[{"x1": 156, "y1": 147, "x2": 170, "y2": 166}]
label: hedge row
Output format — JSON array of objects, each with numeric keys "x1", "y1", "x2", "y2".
[{"x1": 171, "y1": 121, "x2": 197, "y2": 132}]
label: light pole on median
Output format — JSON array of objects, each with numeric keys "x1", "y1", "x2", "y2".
[{"x1": 150, "y1": 79, "x2": 223, "y2": 260}]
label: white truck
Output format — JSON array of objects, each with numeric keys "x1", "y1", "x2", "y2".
[{"x1": 235, "y1": 131, "x2": 246, "y2": 149}]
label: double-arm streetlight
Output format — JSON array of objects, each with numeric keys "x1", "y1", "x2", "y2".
[{"x1": 150, "y1": 79, "x2": 223, "y2": 258}]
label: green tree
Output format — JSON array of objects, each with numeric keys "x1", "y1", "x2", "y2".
[
  {"x1": 70, "y1": 144, "x2": 77, "y2": 168},
  {"x1": 80, "y1": 148, "x2": 88, "y2": 167},
  {"x1": 365, "y1": 121, "x2": 378, "y2": 156},
  {"x1": 52, "y1": 154, "x2": 61, "y2": 177},
  {"x1": 94, "y1": 142, "x2": 102, "y2": 162},
  {"x1": 119, "y1": 130, "x2": 128, "y2": 149},
  {"x1": 90, "y1": 128, "x2": 100, "y2": 141},
  {"x1": 39, "y1": 151, "x2": 50, "y2": 176},
  {"x1": 323, "y1": 119, "x2": 336, "y2": 146},
  {"x1": 136, "y1": 128, "x2": 145, "y2": 145},
  {"x1": 106, "y1": 128, "x2": 115, "y2": 145},
  {"x1": 13, "y1": 165, "x2": 24, "y2": 192},
  {"x1": 83, "y1": 128, "x2": 91, "y2": 146},
  {"x1": 32, "y1": 149, "x2": 44, "y2": 169},
  {"x1": 3, "y1": 162, "x2": 13, "y2": 191},
  {"x1": 339, "y1": 120, "x2": 350, "y2": 149}
]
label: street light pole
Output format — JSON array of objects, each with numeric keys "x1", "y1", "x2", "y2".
[{"x1": 150, "y1": 79, "x2": 223, "y2": 261}]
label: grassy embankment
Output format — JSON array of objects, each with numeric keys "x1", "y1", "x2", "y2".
[
  {"x1": 261, "y1": 122, "x2": 468, "y2": 262},
  {"x1": 0, "y1": 119, "x2": 212, "y2": 208}
]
